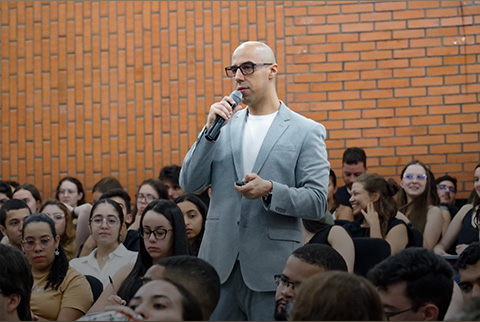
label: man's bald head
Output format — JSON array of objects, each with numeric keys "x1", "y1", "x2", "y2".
[{"x1": 233, "y1": 41, "x2": 276, "y2": 64}]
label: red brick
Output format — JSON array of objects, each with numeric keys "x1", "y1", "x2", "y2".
[
  {"x1": 360, "y1": 31, "x2": 391, "y2": 41},
  {"x1": 376, "y1": 20, "x2": 407, "y2": 31},
  {"x1": 396, "y1": 146, "x2": 428, "y2": 156},
  {"x1": 327, "y1": 14, "x2": 358, "y2": 24},
  {"x1": 446, "y1": 134, "x2": 479, "y2": 144},
  {"x1": 361, "y1": 12, "x2": 391, "y2": 22},
  {"x1": 378, "y1": 78, "x2": 409, "y2": 89},
  {"x1": 381, "y1": 137, "x2": 412, "y2": 146},
  {"x1": 342, "y1": 22, "x2": 373, "y2": 33},
  {"x1": 411, "y1": 116, "x2": 443, "y2": 126},
  {"x1": 428, "y1": 86, "x2": 460, "y2": 96},
  {"x1": 396, "y1": 126, "x2": 427, "y2": 136},
  {"x1": 396, "y1": 107, "x2": 427, "y2": 117},
  {"x1": 393, "y1": 10, "x2": 424, "y2": 20},
  {"x1": 444, "y1": 94, "x2": 477, "y2": 104},
  {"x1": 393, "y1": 29, "x2": 425, "y2": 39},
  {"x1": 378, "y1": 98, "x2": 410, "y2": 108},
  {"x1": 375, "y1": 2, "x2": 406, "y2": 11}
]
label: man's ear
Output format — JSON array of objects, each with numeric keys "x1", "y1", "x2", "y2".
[
  {"x1": 6, "y1": 293, "x2": 21, "y2": 314},
  {"x1": 0, "y1": 225, "x2": 6, "y2": 235},
  {"x1": 422, "y1": 303, "x2": 439, "y2": 321}
]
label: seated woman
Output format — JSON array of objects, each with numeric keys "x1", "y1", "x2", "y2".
[
  {"x1": 434, "y1": 163, "x2": 480, "y2": 255},
  {"x1": 123, "y1": 179, "x2": 169, "y2": 252},
  {"x1": 40, "y1": 199, "x2": 77, "y2": 260},
  {"x1": 345, "y1": 173, "x2": 410, "y2": 254},
  {"x1": 174, "y1": 194, "x2": 207, "y2": 256},
  {"x1": 22, "y1": 213, "x2": 93, "y2": 321},
  {"x1": 396, "y1": 160, "x2": 444, "y2": 250},
  {"x1": 69, "y1": 199, "x2": 137, "y2": 289},
  {"x1": 87, "y1": 199, "x2": 190, "y2": 313},
  {"x1": 55, "y1": 177, "x2": 86, "y2": 210},
  {"x1": 303, "y1": 220, "x2": 354, "y2": 272}
]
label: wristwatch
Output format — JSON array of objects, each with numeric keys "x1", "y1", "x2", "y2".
[{"x1": 262, "y1": 181, "x2": 273, "y2": 203}]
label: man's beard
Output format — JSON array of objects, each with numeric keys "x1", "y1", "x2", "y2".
[{"x1": 274, "y1": 298, "x2": 291, "y2": 321}]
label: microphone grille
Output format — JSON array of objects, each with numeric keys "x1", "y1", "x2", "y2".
[{"x1": 231, "y1": 90, "x2": 243, "y2": 105}]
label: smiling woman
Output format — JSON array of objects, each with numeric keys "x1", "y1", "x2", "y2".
[
  {"x1": 396, "y1": 160, "x2": 445, "y2": 250},
  {"x1": 22, "y1": 213, "x2": 93, "y2": 321}
]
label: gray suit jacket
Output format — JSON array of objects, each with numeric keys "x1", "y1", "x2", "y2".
[{"x1": 180, "y1": 102, "x2": 329, "y2": 291}]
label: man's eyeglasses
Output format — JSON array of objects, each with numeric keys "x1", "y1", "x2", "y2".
[
  {"x1": 438, "y1": 184, "x2": 456, "y2": 193},
  {"x1": 140, "y1": 228, "x2": 172, "y2": 240},
  {"x1": 90, "y1": 216, "x2": 120, "y2": 227},
  {"x1": 274, "y1": 274, "x2": 301, "y2": 290},
  {"x1": 384, "y1": 306, "x2": 423, "y2": 321},
  {"x1": 135, "y1": 193, "x2": 157, "y2": 203},
  {"x1": 45, "y1": 212, "x2": 65, "y2": 220},
  {"x1": 22, "y1": 236, "x2": 53, "y2": 251},
  {"x1": 403, "y1": 173, "x2": 427, "y2": 181},
  {"x1": 225, "y1": 62, "x2": 273, "y2": 78}
]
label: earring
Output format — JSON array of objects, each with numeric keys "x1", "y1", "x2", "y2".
[{"x1": 54, "y1": 248, "x2": 60, "y2": 256}]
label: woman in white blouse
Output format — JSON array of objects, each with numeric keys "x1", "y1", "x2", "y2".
[{"x1": 70, "y1": 198, "x2": 137, "y2": 289}]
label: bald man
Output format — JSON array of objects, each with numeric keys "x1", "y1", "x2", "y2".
[{"x1": 180, "y1": 41, "x2": 329, "y2": 320}]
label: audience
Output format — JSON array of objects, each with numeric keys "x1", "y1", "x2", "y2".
[
  {"x1": 13, "y1": 183, "x2": 42, "y2": 214},
  {"x1": 143, "y1": 255, "x2": 221, "y2": 321},
  {"x1": 55, "y1": 176, "x2": 86, "y2": 209},
  {"x1": 434, "y1": 163, "x2": 480, "y2": 255},
  {"x1": 274, "y1": 244, "x2": 348, "y2": 321},
  {"x1": 88, "y1": 199, "x2": 189, "y2": 312},
  {"x1": 0, "y1": 199, "x2": 32, "y2": 250},
  {"x1": 345, "y1": 173, "x2": 410, "y2": 254},
  {"x1": 91, "y1": 177, "x2": 124, "y2": 205},
  {"x1": 396, "y1": 160, "x2": 444, "y2": 250},
  {"x1": 159, "y1": 165, "x2": 185, "y2": 202},
  {"x1": 22, "y1": 213, "x2": 93, "y2": 320},
  {"x1": 368, "y1": 248, "x2": 454, "y2": 321},
  {"x1": 69, "y1": 199, "x2": 137, "y2": 289},
  {"x1": 292, "y1": 271, "x2": 383, "y2": 321},
  {"x1": 40, "y1": 199, "x2": 77, "y2": 260},
  {"x1": 334, "y1": 147, "x2": 367, "y2": 221},
  {"x1": 174, "y1": 194, "x2": 207, "y2": 256},
  {"x1": 0, "y1": 244, "x2": 33, "y2": 321},
  {"x1": 458, "y1": 242, "x2": 480, "y2": 305}
]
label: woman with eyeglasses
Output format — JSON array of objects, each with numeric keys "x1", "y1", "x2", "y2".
[
  {"x1": 87, "y1": 199, "x2": 189, "y2": 313},
  {"x1": 434, "y1": 163, "x2": 480, "y2": 256},
  {"x1": 40, "y1": 199, "x2": 77, "y2": 260},
  {"x1": 396, "y1": 160, "x2": 444, "y2": 250},
  {"x1": 22, "y1": 213, "x2": 93, "y2": 321},
  {"x1": 69, "y1": 199, "x2": 137, "y2": 290}
]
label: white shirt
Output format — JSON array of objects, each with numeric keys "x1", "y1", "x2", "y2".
[
  {"x1": 69, "y1": 243, "x2": 138, "y2": 289},
  {"x1": 242, "y1": 110, "x2": 278, "y2": 175}
]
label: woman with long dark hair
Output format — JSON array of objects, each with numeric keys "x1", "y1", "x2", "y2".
[
  {"x1": 22, "y1": 213, "x2": 93, "y2": 320},
  {"x1": 396, "y1": 160, "x2": 444, "y2": 249},
  {"x1": 174, "y1": 194, "x2": 207, "y2": 256},
  {"x1": 434, "y1": 163, "x2": 480, "y2": 255},
  {"x1": 88, "y1": 199, "x2": 189, "y2": 313}
]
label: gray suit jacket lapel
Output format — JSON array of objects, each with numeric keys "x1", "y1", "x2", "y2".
[{"x1": 230, "y1": 109, "x2": 247, "y2": 181}]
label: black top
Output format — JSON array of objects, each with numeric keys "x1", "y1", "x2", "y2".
[
  {"x1": 308, "y1": 225, "x2": 334, "y2": 246},
  {"x1": 334, "y1": 185, "x2": 351, "y2": 207},
  {"x1": 123, "y1": 229, "x2": 141, "y2": 252},
  {"x1": 458, "y1": 208, "x2": 479, "y2": 245}
]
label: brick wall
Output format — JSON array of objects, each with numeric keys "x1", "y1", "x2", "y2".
[{"x1": 1, "y1": 1, "x2": 479, "y2": 201}]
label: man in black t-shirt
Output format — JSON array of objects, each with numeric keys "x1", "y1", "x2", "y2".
[{"x1": 334, "y1": 147, "x2": 367, "y2": 221}]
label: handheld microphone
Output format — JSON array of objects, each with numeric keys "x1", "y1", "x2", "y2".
[{"x1": 205, "y1": 90, "x2": 243, "y2": 141}]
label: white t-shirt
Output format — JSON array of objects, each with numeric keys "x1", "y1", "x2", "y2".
[
  {"x1": 69, "y1": 243, "x2": 138, "y2": 289},
  {"x1": 242, "y1": 110, "x2": 278, "y2": 175}
]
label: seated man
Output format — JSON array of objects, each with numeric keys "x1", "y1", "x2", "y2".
[
  {"x1": 458, "y1": 242, "x2": 480, "y2": 305},
  {"x1": 435, "y1": 175, "x2": 460, "y2": 219},
  {"x1": 368, "y1": 248, "x2": 454, "y2": 321},
  {"x1": 143, "y1": 255, "x2": 221, "y2": 321},
  {"x1": 0, "y1": 199, "x2": 31, "y2": 250},
  {"x1": 334, "y1": 147, "x2": 367, "y2": 221},
  {"x1": 274, "y1": 244, "x2": 348, "y2": 321},
  {"x1": 0, "y1": 244, "x2": 33, "y2": 321}
]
